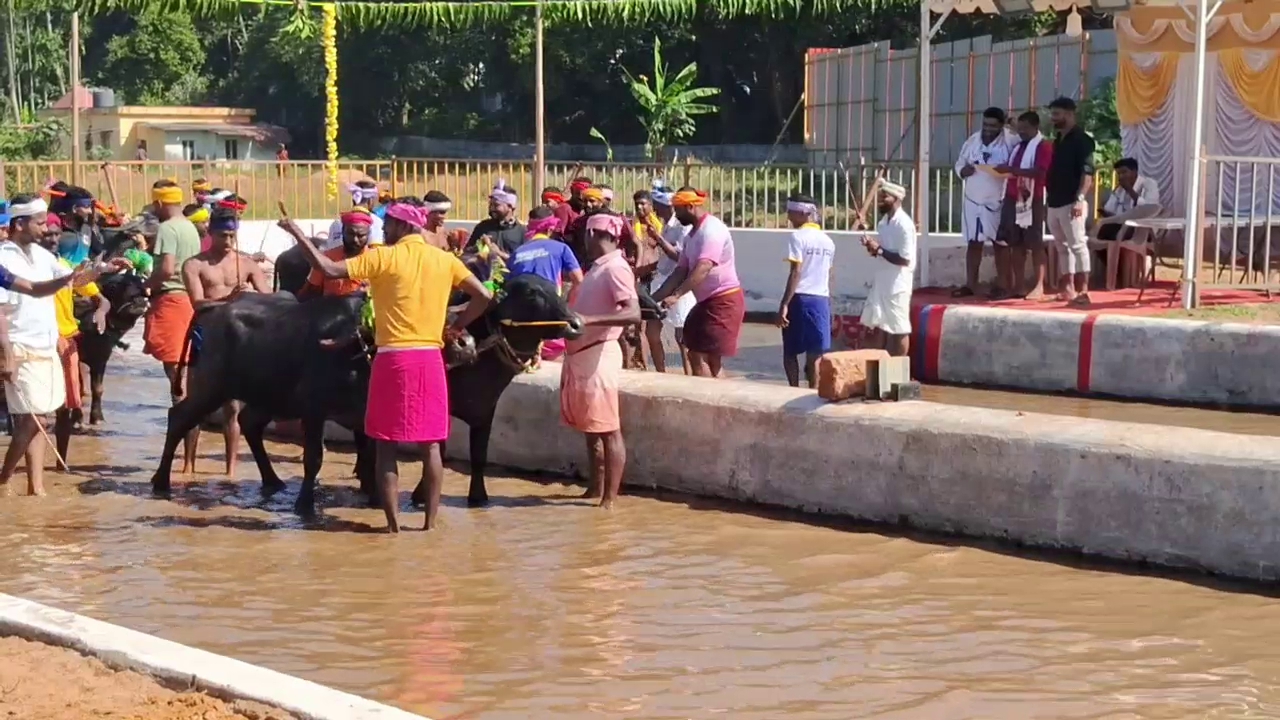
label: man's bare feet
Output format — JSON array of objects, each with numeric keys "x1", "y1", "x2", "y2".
[
  {"x1": 599, "y1": 498, "x2": 614, "y2": 510},
  {"x1": 581, "y1": 487, "x2": 602, "y2": 499},
  {"x1": 27, "y1": 484, "x2": 46, "y2": 497},
  {"x1": 1023, "y1": 286, "x2": 1046, "y2": 301},
  {"x1": 0, "y1": 482, "x2": 11, "y2": 497},
  {"x1": 180, "y1": 462, "x2": 195, "y2": 474}
]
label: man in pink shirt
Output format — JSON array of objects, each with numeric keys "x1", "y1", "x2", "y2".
[
  {"x1": 652, "y1": 186, "x2": 743, "y2": 378},
  {"x1": 561, "y1": 213, "x2": 640, "y2": 509}
]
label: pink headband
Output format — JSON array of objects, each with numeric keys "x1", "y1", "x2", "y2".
[
  {"x1": 525, "y1": 215, "x2": 562, "y2": 239},
  {"x1": 585, "y1": 213, "x2": 625, "y2": 238},
  {"x1": 385, "y1": 202, "x2": 427, "y2": 229}
]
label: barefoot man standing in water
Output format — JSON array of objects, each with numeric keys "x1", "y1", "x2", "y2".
[{"x1": 181, "y1": 208, "x2": 270, "y2": 476}]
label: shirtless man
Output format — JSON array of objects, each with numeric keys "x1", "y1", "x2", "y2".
[{"x1": 180, "y1": 208, "x2": 270, "y2": 476}]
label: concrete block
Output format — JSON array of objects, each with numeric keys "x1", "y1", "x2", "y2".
[
  {"x1": 817, "y1": 349, "x2": 889, "y2": 401},
  {"x1": 891, "y1": 381, "x2": 923, "y2": 401},
  {"x1": 865, "y1": 356, "x2": 912, "y2": 400},
  {"x1": 1088, "y1": 315, "x2": 1280, "y2": 406},
  {"x1": 447, "y1": 367, "x2": 1280, "y2": 581},
  {"x1": 937, "y1": 307, "x2": 1082, "y2": 391}
]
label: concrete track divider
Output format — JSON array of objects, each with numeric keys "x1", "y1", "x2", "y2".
[
  {"x1": 447, "y1": 366, "x2": 1280, "y2": 581},
  {"x1": 0, "y1": 594, "x2": 429, "y2": 720}
]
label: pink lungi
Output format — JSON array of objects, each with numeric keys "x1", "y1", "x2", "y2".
[
  {"x1": 540, "y1": 337, "x2": 567, "y2": 361},
  {"x1": 365, "y1": 347, "x2": 449, "y2": 443},
  {"x1": 559, "y1": 340, "x2": 623, "y2": 434}
]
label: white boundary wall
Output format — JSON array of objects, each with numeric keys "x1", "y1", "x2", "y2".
[
  {"x1": 236, "y1": 218, "x2": 969, "y2": 314},
  {"x1": 0, "y1": 594, "x2": 429, "y2": 720}
]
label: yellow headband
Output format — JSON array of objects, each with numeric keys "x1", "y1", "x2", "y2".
[
  {"x1": 192, "y1": 180, "x2": 212, "y2": 193},
  {"x1": 186, "y1": 207, "x2": 210, "y2": 223},
  {"x1": 672, "y1": 189, "x2": 707, "y2": 208},
  {"x1": 153, "y1": 186, "x2": 183, "y2": 205},
  {"x1": 581, "y1": 188, "x2": 605, "y2": 202}
]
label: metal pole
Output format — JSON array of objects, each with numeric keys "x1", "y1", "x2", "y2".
[
  {"x1": 1181, "y1": 0, "x2": 1218, "y2": 310},
  {"x1": 70, "y1": 10, "x2": 81, "y2": 185},
  {"x1": 916, "y1": 0, "x2": 933, "y2": 286},
  {"x1": 533, "y1": 0, "x2": 546, "y2": 195}
]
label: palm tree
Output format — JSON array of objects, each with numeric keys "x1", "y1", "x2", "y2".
[{"x1": 623, "y1": 36, "x2": 719, "y2": 163}]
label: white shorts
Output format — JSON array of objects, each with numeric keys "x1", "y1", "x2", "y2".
[
  {"x1": 963, "y1": 198, "x2": 1003, "y2": 245},
  {"x1": 860, "y1": 287, "x2": 912, "y2": 336},
  {"x1": 5, "y1": 349, "x2": 65, "y2": 415},
  {"x1": 654, "y1": 272, "x2": 696, "y2": 329}
]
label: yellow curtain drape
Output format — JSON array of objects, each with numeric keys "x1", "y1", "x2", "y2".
[
  {"x1": 1219, "y1": 48, "x2": 1280, "y2": 122},
  {"x1": 1116, "y1": 52, "x2": 1179, "y2": 125}
]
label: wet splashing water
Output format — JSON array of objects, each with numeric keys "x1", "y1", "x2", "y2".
[{"x1": 2, "y1": 338, "x2": 1280, "y2": 719}]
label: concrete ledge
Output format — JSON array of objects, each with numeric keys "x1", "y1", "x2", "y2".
[
  {"x1": 935, "y1": 307, "x2": 1082, "y2": 391},
  {"x1": 446, "y1": 366, "x2": 1280, "y2": 580},
  {"x1": 0, "y1": 593, "x2": 428, "y2": 720}
]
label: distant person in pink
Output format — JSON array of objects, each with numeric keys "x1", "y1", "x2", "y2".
[
  {"x1": 652, "y1": 187, "x2": 743, "y2": 378},
  {"x1": 560, "y1": 212, "x2": 639, "y2": 509}
]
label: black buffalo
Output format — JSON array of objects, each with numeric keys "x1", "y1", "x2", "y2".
[
  {"x1": 73, "y1": 272, "x2": 149, "y2": 424},
  {"x1": 150, "y1": 273, "x2": 582, "y2": 514}
]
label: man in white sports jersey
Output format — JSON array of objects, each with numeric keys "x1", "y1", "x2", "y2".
[
  {"x1": 954, "y1": 107, "x2": 1013, "y2": 299},
  {"x1": 776, "y1": 193, "x2": 834, "y2": 388}
]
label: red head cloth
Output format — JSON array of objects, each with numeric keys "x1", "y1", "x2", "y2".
[
  {"x1": 45, "y1": 214, "x2": 62, "y2": 231},
  {"x1": 569, "y1": 180, "x2": 591, "y2": 194},
  {"x1": 341, "y1": 209, "x2": 373, "y2": 227},
  {"x1": 541, "y1": 190, "x2": 566, "y2": 204},
  {"x1": 217, "y1": 198, "x2": 248, "y2": 212}
]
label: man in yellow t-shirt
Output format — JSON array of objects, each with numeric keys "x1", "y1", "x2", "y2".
[
  {"x1": 279, "y1": 197, "x2": 492, "y2": 533},
  {"x1": 52, "y1": 255, "x2": 109, "y2": 468}
]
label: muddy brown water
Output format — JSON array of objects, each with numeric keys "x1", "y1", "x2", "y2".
[{"x1": 2, "y1": 334, "x2": 1280, "y2": 719}]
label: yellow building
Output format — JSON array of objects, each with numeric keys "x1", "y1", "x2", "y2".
[{"x1": 40, "y1": 87, "x2": 290, "y2": 162}]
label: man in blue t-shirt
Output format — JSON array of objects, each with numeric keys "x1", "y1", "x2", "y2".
[{"x1": 507, "y1": 207, "x2": 584, "y2": 292}]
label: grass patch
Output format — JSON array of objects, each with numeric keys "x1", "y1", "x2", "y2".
[{"x1": 1157, "y1": 303, "x2": 1280, "y2": 325}]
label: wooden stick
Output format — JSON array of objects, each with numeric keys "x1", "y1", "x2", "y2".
[
  {"x1": 9, "y1": 386, "x2": 69, "y2": 471},
  {"x1": 99, "y1": 162, "x2": 120, "y2": 210}
]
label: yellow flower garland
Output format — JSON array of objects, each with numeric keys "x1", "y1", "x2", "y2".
[{"x1": 322, "y1": 2, "x2": 339, "y2": 200}]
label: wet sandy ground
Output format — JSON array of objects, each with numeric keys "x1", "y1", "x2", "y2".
[
  {"x1": 0, "y1": 636, "x2": 296, "y2": 720},
  {"x1": 2, "y1": 333, "x2": 1280, "y2": 719}
]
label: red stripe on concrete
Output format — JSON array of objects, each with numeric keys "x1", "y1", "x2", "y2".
[
  {"x1": 923, "y1": 304, "x2": 947, "y2": 382},
  {"x1": 1077, "y1": 313, "x2": 1100, "y2": 393}
]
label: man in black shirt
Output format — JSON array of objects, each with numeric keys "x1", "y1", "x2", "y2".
[
  {"x1": 1044, "y1": 96, "x2": 1096, "y2": 306},
  {"x1": 465, "y1": 181, "x2": 526, "y2": 260}
]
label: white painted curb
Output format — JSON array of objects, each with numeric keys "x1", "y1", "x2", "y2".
[{"x1": 0, "y1": 593, "x2": 430, "y2": 720}]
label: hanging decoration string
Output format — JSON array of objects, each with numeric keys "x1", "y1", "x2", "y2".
[{"x1": 322, "y1": 2, "x2": 339, "y2": 201}]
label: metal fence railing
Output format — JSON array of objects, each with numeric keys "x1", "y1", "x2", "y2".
[
  {"x1": 0, "y1": 158, "x2": 1117, "y2": 235},
  {"x1": 1199, "y1": 155, "x2": 1280, "y2": 292}
]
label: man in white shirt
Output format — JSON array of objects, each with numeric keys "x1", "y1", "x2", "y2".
[
  {"x1": 954, "y1": 107, "x2": 1014, "y2": 299},
  {"x1": 324, "y1": 179, "x2": 384, "y2": 251},
  {"x1": 860, "y1": 182, "x2": 916, "y2": 358},
  {"x1": 0, "y1": 196, "x2": 87, "y2": 495},
  {"x1": 1095, "y1": 157, "x2": 1161, "y2": 241},
  {"x1": 642, "y1": 187, "x2": 694, "y2": 374},
  {"x1": 776, "y1": 193, "x2": 835, "y2": 388}
]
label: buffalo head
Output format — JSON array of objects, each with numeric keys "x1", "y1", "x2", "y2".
[{"x1": 491, "y1": 273, "x2": 584, "y2": 344}]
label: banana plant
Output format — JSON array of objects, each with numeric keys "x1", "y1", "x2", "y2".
[{"x1": 622, "y1": 36, "x2": 719, "y2": 163}]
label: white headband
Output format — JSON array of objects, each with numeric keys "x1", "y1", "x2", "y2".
[
  {"x1": 8, "y1": 198, "x2": 48, "y2": 218},
  {"x1": 880, "y1": 182, "x2": 907, "y2": 200},
  {"x1": 349, "y1": 184, "x2": 380, "y2": 205},
  {"x1": 425, "y1": 201, "x2": 452, "y2": 212},
  {"x1": 652, "y1": 189, "x2": 673, "y2": 207},
  {"x1": 601, "y1": 188, "x2": 614, "y2": 201},
  {"x1": 786, "y1": 200, "x2": 818, "y2": 217}
]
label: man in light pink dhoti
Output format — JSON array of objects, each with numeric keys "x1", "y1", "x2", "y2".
[{"x1": 560, "y1": 213, "x2": 640, "y2": 509}]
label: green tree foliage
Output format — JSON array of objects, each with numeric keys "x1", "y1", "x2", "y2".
[
  {"x1": 1078, "y1": 77, "x2": 1121, "y2": 166},
  {"x1": 0, "y1": 114, "x2": 64, "y2": 158},
  {"x1": 89, "y1": 10, "x2": 207, "y2": 105},
  {"x1": 0, "y1": 0, "x2": 1066, "y2": 158},
  {"x1": 623, "y1": 36, "x2": 719, "y2": 160}
]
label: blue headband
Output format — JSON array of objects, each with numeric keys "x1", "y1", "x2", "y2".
[
  {"x1": 71, "y1": 197, "x2": 94, "y2": 208},
  {"x1": 209, "y1": 216, "x2": 239, "y2": 233},
  {"x1": 0, "y1": 199, "x2": 7, "y2": 226}
]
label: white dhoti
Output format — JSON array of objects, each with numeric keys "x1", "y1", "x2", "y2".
[
  {"x1": 654, "y1": 271, "x2": 696, "y2": 329},
  {"x1": 4, "y1": 346, "x2": 65, "y2": 415},
  {"x1": 962, "y1": 198, "x2": 1002, "y2": 245},
  {"x1": 860, "y1": 285, "x2": 912, "y2": 336}
]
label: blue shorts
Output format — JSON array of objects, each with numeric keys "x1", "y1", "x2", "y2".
[{"x1": 781, "y1": 293, "x2": 831, "y2": 357}]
